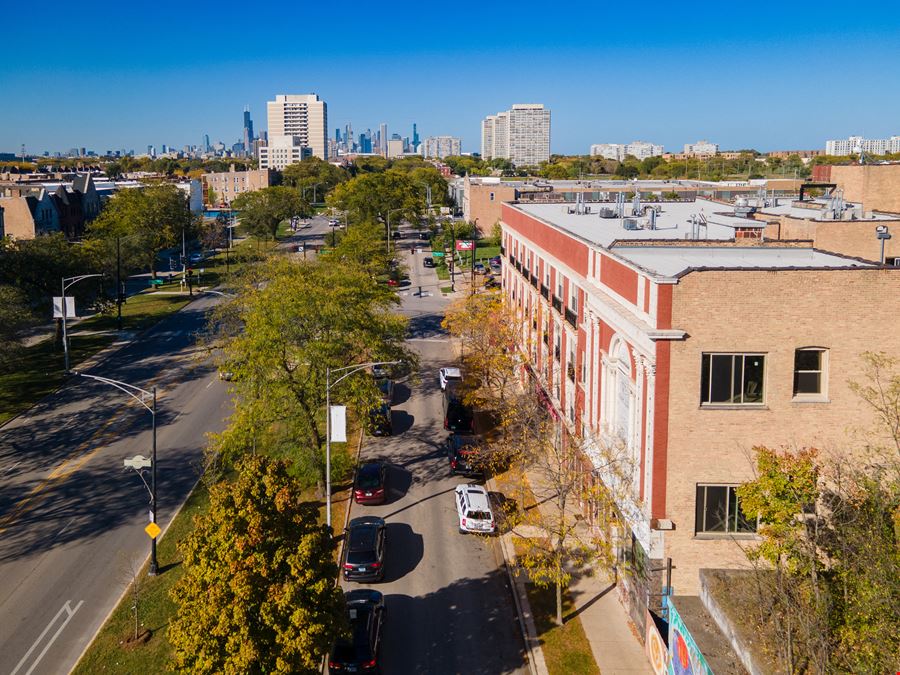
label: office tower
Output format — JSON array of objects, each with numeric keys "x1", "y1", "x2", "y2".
[
  {"x1": 147, "y1": 145, "x2": 155, "y2": 157},
  {"x1": 424, "y1": 136, "x2": 461, "y2": 159},
  {"x1": 412, "y1": 123, "x2": 419, "y2": 148},
  {"x1": 243, "y1": 106, "x2": 254, "y2": 156},
  {"x1": 481, "y1": 104, "x2": 550, "y2": 166},
  {"x1": 204, "y1": 134, "x2": 210, "y2": 152},
  {"x1": 335, "y1": 128, "x2": 342, "y2": 143},
  {"x1": 359, "y1": 132, "x2": 372, "y2": 154},
  {"x1": 387, "y1": 138, "x2": 404, "y2": 158},
  {"x1": 379, "y1": 123, "x2": 388, "y2": 155},
  {"x1": 266, "y1": 93, "x2": 328, "y2": 159}
]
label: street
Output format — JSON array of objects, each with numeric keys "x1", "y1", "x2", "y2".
[
  {"x1": 338, "y1": 239, "x2": 530, "y2": 674},
  {"x1": 0, "y1": 293, "x2": 230, "y2": 675}
]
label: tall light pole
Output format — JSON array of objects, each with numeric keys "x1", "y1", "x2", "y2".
[
  {"x1": 69, "y1": 371, "x2": 160, "y2": 575},
  {"x1": 324, "y1": 360, "x2": 401, "y2": 529},
  {"x1": 60, "y1": 274, "x2": 103, "y2": 372}
]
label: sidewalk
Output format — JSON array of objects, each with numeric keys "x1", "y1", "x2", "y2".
[{"x1": 511, "y1": 466, "x2": 652, "y2": 675}]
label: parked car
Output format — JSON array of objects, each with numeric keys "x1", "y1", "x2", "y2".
[
  {"x1": 442, "y1": 383, "x2": 474, "y2": 433},
  {"x1": 447, "y1": 434, "x2": 485, "y2": 477},
  {"x1": 368, "y1": 403, "x2": 393, "y2": 436},
  {"x1": 189, "y1": 252, "x2": 204, "y2": 264},
  {"x1": 328, "y1": 589, "x2": 385, "y2": 674},
  {"x1": 455, "y1": 484, "x2": 496, "y2": 534},
  {"x1": 418, "y1": 231, "x2": 430, "y2": 240},
  {"x1": 423, "y1": 257, "x2": 435, "y2": 268},
  {"x1": 375, "y1": 377, "x2": 394, "y2": 404},
  {"x1": 489, "y1": 255, "x2": 501, "y2": 266},
  {"x1": 354, "y1": 461, "x2": 387, "y2": 505},
  {"x1": 473, "y1": 262, "x2": 487, "y2": 275},
  {"x1": 343, "y1": 516, "x2": 386, "y2": 582},
  {"x1": 439, "y1": 366, "x2": 462, "y2": 391},
  {"x1": 391, "y1": 230, "x2": 402, "y2": 239}
]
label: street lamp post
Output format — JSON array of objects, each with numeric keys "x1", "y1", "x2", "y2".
[
  {"x1": 70, "y1": 371, "x2": 160, "y2": 575},
  {"x1": 60, "y1": 274, "x2": 104, "y2": 372},
  {"x1": 324, "y1": 360, "x2": 401, "y2": 529}
]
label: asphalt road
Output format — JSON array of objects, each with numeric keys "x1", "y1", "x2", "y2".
[
  {"x1": 338, "y1": 239, "x2": 530, "y2": 674},
  {"x1": 0, "y1": 293, "x2": 230, "y2": 675}
]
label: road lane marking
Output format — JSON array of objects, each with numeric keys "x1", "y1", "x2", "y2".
[
  {"x1": 11, "y1": 600, "x2": 84, "y2": 675},
  {"x1": 4, "y1": 460, "x2": 22, "y2": 475}
]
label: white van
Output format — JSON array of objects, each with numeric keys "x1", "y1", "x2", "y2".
[{"x1": 455, "y1": 484, "x2": 495, "y2": 534}]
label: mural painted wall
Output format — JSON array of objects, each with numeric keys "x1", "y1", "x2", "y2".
[{"x1": 667, "y1": 600, "x2": 713, "y2": 675}]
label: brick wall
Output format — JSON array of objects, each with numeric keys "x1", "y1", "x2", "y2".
[
  {"x1": 762, "y1": 213, "x2": 900, "y2": 262},
  {"x1": 662, "y1": 267, "x2": 900, "y2": 594},
  {"x1": 466, "y1": 183, "x2": 517, "y2": 235},
  {"x1": 831, "y1": 163, "x2": 900, "y2": 213}
]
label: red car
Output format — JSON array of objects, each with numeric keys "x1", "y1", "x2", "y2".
[{"x1": 354, "y1": 462, "x2": 387, "y2": 505}]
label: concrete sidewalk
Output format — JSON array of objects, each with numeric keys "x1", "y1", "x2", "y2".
[{"x1": 518, "y1": 467, "x2": 652, "y2": 675}]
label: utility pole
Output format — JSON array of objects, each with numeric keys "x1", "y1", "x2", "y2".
[{"x1": 116, "y1": 236, "x2": 123, "y2": 330}]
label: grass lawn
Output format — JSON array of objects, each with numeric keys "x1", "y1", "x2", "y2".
[{"x1": 523, "y1": 583, "x2": 600, "y2": 675}]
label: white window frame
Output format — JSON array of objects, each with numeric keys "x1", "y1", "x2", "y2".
[{"x1": 792, "y1": 347, "x2": 828, "y2": 402}]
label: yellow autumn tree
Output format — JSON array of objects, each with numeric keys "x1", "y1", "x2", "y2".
[{"x1": 168, "y1": 456, "x2": 345, "y2": 674}]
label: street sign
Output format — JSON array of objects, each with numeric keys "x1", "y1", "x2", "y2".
[
  {"x1": 145, "y1": 522, "x2": 161, "y2": 539},
  {"x1": 456, "y1": 240, "x2": 474, "y2": 251},
  {"x1": 432, "y1": 251, "x2": 445, "y2": 257}
]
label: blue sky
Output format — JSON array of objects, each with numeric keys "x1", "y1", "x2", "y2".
[{"x1": 3, "y1": 0, "x2": 899, "y2": 156}]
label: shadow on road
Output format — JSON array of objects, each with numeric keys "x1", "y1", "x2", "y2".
[
  {"x1": 385, "y1": 463, "x2": 412, "y2": 503},
  {"x1": 381, "y1": 569, "x2": 528, "y2": 674},
  {"x1": 390, "y1": 410, "x2": 414, "y2": 435},
  {"x1": 406, "y1": 313, "x2": 446, "y2": 340},
  {"x1": 383, "y1": 522, "x2": 423, "y2": 583}
]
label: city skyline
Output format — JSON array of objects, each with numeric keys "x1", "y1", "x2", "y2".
[{"x1": 2, "y1": 1, "x2": 899, "y2": 155}]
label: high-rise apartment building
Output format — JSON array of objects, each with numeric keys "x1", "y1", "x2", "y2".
[
  {"x1": 424, "y1": 136, "x2": 461, "y2": 159},
  {"x1": 266, "y1": 94, "x2": 328, "y2": 159},
  {"x1": 481, "y1": 104, "x2": 550, "y2": 166},
  {"x1": 825, "y1": 135, "x2": 900, "y2": 156},
  {"x1": 682, "y1": 140, "x2": 719, "y2": 157},
  {"x1": 258, "y1": 135, "x2": 313, "y2": 170},
  {"x1": 590, "y1": 141, "x2": 664, "y2": 161}
]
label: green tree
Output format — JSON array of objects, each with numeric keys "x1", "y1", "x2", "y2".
[
  {"x1": 88, "y1": 183, "x2": 195, "y2": 278},
  {"x1": 168, "y1": 455, "x2": 345, "y2": 674},
  {"x1": 233, "y1": 186, "x2": 304, "y2": 243},
  {"x1": 207, "y1": 257, "x2": 413, "y2": 483},
  {"x1": 281, "y1": 157, "x2": 349, "y2": 200},
  {"x1": 327, "y1": 169, "x2": 423, "y2": 233}
]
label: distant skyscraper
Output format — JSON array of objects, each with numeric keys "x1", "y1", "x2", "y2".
[
  {"x1": 243, "y1": 106, "x2": 254, "y2": 156},
  {"x1": 379, "y1": 123, "x2": 388, "y2": 155},
  {"x1": 335, "y1": 128, "x2": 342, "y2": 142},
  {"x1": 481, "y1": 104, "x2": 550, "y2": 166},
  {"x1": 424, "y1": 136, "x2": 461, "y2": 159},
  {"x1": 412, "y1": 123, "x2": 419, "y2": 148},
  {"x1": 204, "y1": 134, "x2": 210, "y2": 152},
  {"x1": 266, "y1": 93, "x2": 328, "y2": 159}
]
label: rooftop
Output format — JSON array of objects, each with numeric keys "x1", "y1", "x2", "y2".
[
  {"x1": 754, "y1": 197, "x2": 897, "y2": 221},
  {"x1": 513, "y1": 198, "x2": 760, "y2": 248},
  {"x1": 612, "y1": 246, "x2": 874, "y2": 277}
]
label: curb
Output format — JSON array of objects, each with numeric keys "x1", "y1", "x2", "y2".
[{"x1": 487, "y1": 477, "x2": 549, "y2": 675}]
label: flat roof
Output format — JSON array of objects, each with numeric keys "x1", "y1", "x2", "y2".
[
  {"x1": 755, "y1": 197, "x2": 897, "y2": 221},
  {"x1": 513, "y1": 199, "x2": 759, "y2": 247},
  {"x1": 612, "y1": 246, "x2": 875, "y2": 277}
]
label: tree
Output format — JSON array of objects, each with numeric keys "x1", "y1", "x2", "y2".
[
  {"x1": 233, "y1": 186, "x2": 304, "y2": 243},
  {"x1": 321, "y1": 221, "x2": 394, "y2": 278},
  {"x1": 327, "y1": 170, "x2": 423, "y2": 234},
  {"x1": 88, "y1": 183, "x2": 195, "y2": 278},
  {"x1": 206, "y1": 257, "x2": 413, "y2": 484},
  {"x1": 168, "y1": 455, "x2": 345, "y2": 674},
  {"x1": 281, "y1": 157, "x2": 349, "y2": 199}
]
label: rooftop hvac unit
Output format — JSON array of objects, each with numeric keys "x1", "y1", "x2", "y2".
[
  {"x1": 623, "y1": 217, "x2": 641, "y2": 230},
  {"x1": 597, "y1": 207, "x2": 616, "y2": 218}
]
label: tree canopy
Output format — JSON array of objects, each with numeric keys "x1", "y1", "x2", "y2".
[
  {"x1": 168, "y1": 455, "x2": 345, "y2": 674},
  {"x1": 232, "y1": 186, "x2": 306, "y2": 241}
]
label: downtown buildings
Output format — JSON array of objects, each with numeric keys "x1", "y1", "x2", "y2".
[
  {"x1": 496, "y1": 187, "x2": 900, "y2": 636},
  {"x1": 259, "y1": 94, "x2": 328, "y2": 169},
  {"x1": 481, "y1": 104, "x2": 551, "y2": 167}
]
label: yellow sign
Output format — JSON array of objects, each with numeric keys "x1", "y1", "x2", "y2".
[{"x1": 145, "y1": 522, "x2": 161, "y2": 539}]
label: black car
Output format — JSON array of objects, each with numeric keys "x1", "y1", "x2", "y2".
[
  {"x1": 375, "y1": 377, "x2": 394, "y2": 404},
  {"x1": 343, "y1": 516, "x2": 386, "y2": 582},
  {"x1": 447, "y1": 434, "x2": 485, "y2": 477},
  {"x1": 418, "y1": 231, "x2": 430, "y2": 241},
  {"x1": 328, "y1": 589, "x2": 385, "y2": 674},
  {"x1": 354, "y1": 461, "x2": 387, "y2": 505},
  {"x1": 442, "y1": 383, "x2": 474, "y2": 433},
  {"x1": 423, "y1": 257, "x2": 435, "y2": 268},
  {"x1": 368, "y1": 403, "x2": 392, "y2": 436}
]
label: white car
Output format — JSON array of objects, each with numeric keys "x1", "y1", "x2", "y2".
[
  {"x1": 455, "y1": 484, "x2": 495, "y2": 534},
  {"x1": 439, "y1": 367, "x2": 462, "y2": 391}
]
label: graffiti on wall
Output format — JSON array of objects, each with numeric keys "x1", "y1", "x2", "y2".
[{"x1": 667, "y1": 600, "x2": 713, "y2": 675}]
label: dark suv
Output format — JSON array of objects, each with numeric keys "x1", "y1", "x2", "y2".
[
  {"x1": 442, "y1": 383, "x2": 474, "y2": 433},
  {"x1": 368, "y1": 403, "x2": 392, "y2": 436},
  {"x1": 328, "y1": 589, "x2": 385, "y2": 674},
  {"x1": 343, "y1": 516, "x2": 386, "y2": 582},
  {"x1": 447, "y1": 434, "x2": 485, "y2": 477}
]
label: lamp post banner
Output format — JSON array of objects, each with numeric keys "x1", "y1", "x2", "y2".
[
  {"x1": 456, "y1": 240, "x2": 474, "y2": 251},
  {"x1": 329, "y1": 405, "x2": 347, "y2": 442},
  {"x1": 52, "y1": 296, "x2": 76, "y2": 319}
]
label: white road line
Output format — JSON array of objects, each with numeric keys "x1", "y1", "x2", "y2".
[
  {"x1": 4, "y1": 460, "x2": 22, "y2": 475},
  {"x1": 56, "y1": 517, "x2": 76, "y2": 537},
  {"x1": 205, "y1": 379, "x2": 215, "y2": 389},
  {"x1": 11, "y1": 600, "x2": 84, "y2": 675}
]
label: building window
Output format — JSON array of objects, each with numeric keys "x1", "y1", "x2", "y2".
[
  {"x1": 489, "y1": 192, "x2": 495, "y2": 201},
  {"x1": 793, "y1": 348, "x2": 827, "y2": 398},
  {"x1": 695, "y1": 484, "x2": 757, "y2": 534},
  {"x1": 700, "y1": 353, "x2": 765, "y2": 405}
]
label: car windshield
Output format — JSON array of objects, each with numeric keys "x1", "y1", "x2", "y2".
[
  {"x1": 468, "y1": 510, "x2": 491, "y2": 521},
  {"x1": 357, "y1": 468, "x2": 381, "y2": 489}
]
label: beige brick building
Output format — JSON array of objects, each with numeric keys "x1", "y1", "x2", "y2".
[
  {"x1": 828, "y1": 163, "x2": 900, "y2": 213},
  {"x1": 499, "y1": 197, "x2": 900, "y2": 631},
  {"x1": 202, "y1": 166, "x2": 274, "y2": 206}
]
